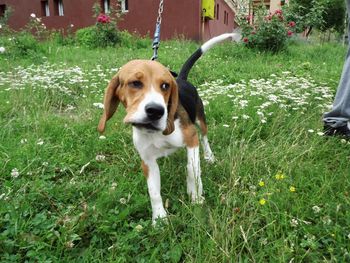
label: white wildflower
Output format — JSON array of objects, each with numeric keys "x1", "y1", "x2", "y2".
[
  {"x1": 99, "y1": 135, "x2": 106, "y2": 140},
  {"x1": 308, "y1": 129, "x2": 314, "y2": 133},
  {"x1": 95, "y1": 154, "x2": 106, "y2": 162},
  {"x1": 312, "y1": 205, "x2": 321, "y2": 214},
  {"x1": 42, "y1": 162, "x2": 49, "y2": 166},
  {"x1": 0, "y1": 193, "x2": 5, "y2": 200},
  {"x1": 135, "y1": 224, "x2": 143, "y2": 232},
  {"x1": 242, "y1": 114, "x2": 250, "y2": 120},
  {"x1": 11, "y1": 168, "x2": 20, "y2": 178},
  {"x1": 290, "y1": 218, "x2": 298, "y2": 227},
  {"x1": 223, "y1": 124, "x2": 230, "y2": 128},
  {"x1": 37, "y1": 138, "x2": 44, "y2": 145},
  {"x1": 30, "y1": 13, "x2": 36, "y2": 18},
  {"x1": 317, "y1": 132, "x2": 324, "y2": 136},
  {"x1": 93, "y1": 103, "x2": 104, "y2": 109},
  {"x1": 119, "y1": 197, "x2": 127, "y2": 204},
  {"x1": 20, "y1": 138, "x2": 28, "y2": 144},
  {"x1": 0, "y1": 47, "x2": 5, "y2": 53}
]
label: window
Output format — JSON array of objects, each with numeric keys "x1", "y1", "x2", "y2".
[
  {"x1": 224, "y1": 11, "x2": 229, "y2": 25},
  {"x1": 101, "y1": 0, "x2": 110, "y2": 13},
  {"x1": 120, "y1": 0, "x2": 128, "y2": 13},
  {"x1": 41, "y1": 1, "x2": 50, "y2": 16},
  {"x1": 224, "y1": 10, "x2": 226, "y2": 24},
  {"x1": 216, "y1": 4, "x2": 219, "y2": 20},
  {"x1": 0, "y1": 4, "x2": 6, "y2": 17},
  {"x1": 54, "y1": 0, "x2": 64, "y2": 16}
]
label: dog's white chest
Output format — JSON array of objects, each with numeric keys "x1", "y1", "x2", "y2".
[{"x1": 133, "y1": 119, "x2": 184, "y2": 160}]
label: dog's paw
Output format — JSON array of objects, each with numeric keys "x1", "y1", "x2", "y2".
[
  {"x1": 191, "y1": 195, "x2": 205, "y2": 205},
  {"x1": 204, "y1": 153, "x2": 215, "y2": 164},
  {"x1": 152, "y1": 208, "x2": 167, "y2": 226},
  {"x1": 152, "y1": 214, "x2": 168, "y2": 227}
]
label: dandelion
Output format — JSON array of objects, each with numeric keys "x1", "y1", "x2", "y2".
[
  {"x1": 289, "y1": 186, "x2": 296, "y2": 192},
  {"x1": 275, "y1": 171, "x2": 285, "y2": 180},
  {"x1": 312, "y1": 205, "x2": 321, "y2": 213},
  {"x1": 258, "y1": 181, "x2": 265, "y2": 187},
  {"x1": 259, "y1": 198, "x2": 266, "y2": 205},
  {"x1": 135, "y1": 224, "x2": 143, "y2": 232},
  {"x1": 95, "y1": 154, "x2": 106, "y2": 162},
  {"x1": 0, "y1": 47, "x2": 5, "y2": 53},
  {"x1": 11, "y1": 168, "x2": 19, "y2": 178},
  {"x1": 290, "y1": 218, "x2": 298, "y2": 227}
]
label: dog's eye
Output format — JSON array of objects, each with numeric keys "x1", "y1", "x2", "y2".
[
  {"x1": 129, "y1": 80, "x2": 143, "y2": 89},
  {"x1": 161, "y1": 83, "x2": 170, "y2": 91}
]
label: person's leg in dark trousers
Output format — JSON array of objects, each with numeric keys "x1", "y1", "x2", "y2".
[{"x1": 323, "y1": 0, "x2": 350, "y2": 136}]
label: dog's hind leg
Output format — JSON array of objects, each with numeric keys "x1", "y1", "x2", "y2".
[{"x1": 196, "y1": 99, "x2": 215, "y2": 163}]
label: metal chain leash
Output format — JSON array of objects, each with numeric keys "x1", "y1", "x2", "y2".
[{"x1": 151, "y1": 0, "x2": 164, "y2": 60}]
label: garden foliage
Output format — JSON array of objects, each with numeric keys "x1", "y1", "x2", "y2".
[{"x1": 240, "y1": 7, "x2": 296, "y2": 52}]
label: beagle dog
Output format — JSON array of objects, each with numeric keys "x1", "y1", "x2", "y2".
[{"x1": 98, "y1": 33, "x2": 236, "y2": 224}]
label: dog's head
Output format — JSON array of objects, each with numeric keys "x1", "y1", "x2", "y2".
[{"x1": 98, "y1": 60, "x2": 178, "y2": 135}]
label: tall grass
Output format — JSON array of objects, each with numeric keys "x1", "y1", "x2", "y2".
[{"x1": 0, "y1": 39, "x2": 349, "y2": 262}]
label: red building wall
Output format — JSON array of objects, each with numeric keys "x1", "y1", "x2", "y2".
[
  {"x1": 203, "y1": 0, "x2": 236, "y2": 41},
  {"x1": 0, "y1": 0, "x2": 234, "y2": 41},
  {"x1": 0, "y1": 0, "x2": 97, "y2": 31},
  {"x1": 118, "y1": 0, "x2": 202, "y2": 41}
]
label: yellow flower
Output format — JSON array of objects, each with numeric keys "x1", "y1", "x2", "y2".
[
  {"x1": 258, "y1": 181, "x2": 265, "y2": 187},
  {"x1": 289, "y1": 186, "x2": 296, "y2": 192},
  {"x1": 275, "y1": 171, "x2": 285, "y2": 180},
  {"x1": 259, "y1": 198, "x2": 266, "y2": 205}
]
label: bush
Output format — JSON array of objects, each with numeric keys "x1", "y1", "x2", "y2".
[
  {"x1": 118, "y1": 30, "x2": 151, "y2": 49},
  {"x1": 75, "y1": 13, "x2": 120, "y2": 48},
  {"x1": 240, "y1": 7, "x2": 296, "y2": 52},
  {"x1": 76, "y1": 26, "x2": 98, "y2": 48}
]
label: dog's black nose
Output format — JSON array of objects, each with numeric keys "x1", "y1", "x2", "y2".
[{"x1": 145, "y1": 103, "x2": 165, "y2": 120}]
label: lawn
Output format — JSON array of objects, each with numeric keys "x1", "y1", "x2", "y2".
[{"x1": 1, "y1": 38, "x2": 350, "y2": 262}]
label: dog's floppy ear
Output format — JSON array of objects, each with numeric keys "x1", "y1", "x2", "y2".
[
  {"x1": 163, "y1": 79, "x2": 178, "y2": 135},
  {"x1": 98, "y1": 74, "x2": 120, "y2": 133}
]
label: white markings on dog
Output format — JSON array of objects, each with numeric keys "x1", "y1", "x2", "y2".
[
  {"x1": 186, "y1": 146, "x2": 204, "y2": 203},
  {"x1": 201, "y1": 135, "x2": 215, "y2": 163}
]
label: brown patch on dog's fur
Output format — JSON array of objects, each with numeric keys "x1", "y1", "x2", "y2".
[
  {"x1": 141, "y1": 161, "x2": 149, "y2": 178},
  {"x1": 178, "y1": 105, "x2": 199, "y2": 148}
]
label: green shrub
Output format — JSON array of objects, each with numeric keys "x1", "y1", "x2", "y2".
[
  {"x1": 0, "y1": 32, "x2": 45, "y2": 57},
  {"x1": 240, "y1": 7, "x2": 296, "y2": 52},
  {"x1": 75, "y1": 13, "x2": 120, "y2": 48},
  {"x1": 75, "y1": 26, "x2": 97, "y2": 48},
  {"x1": 118, "y1": 30, "x2": 151, "y2": 49}
]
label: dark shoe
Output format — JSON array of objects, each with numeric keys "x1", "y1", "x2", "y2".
[{"x1": 324, "y1": 124, "x2": 350, "y2": 138}]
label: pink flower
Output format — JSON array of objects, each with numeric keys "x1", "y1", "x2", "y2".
[
  {"x1": 97, "y1": 13, "x2": 110, "y2": 24},
  {"x1": 287, "y1": 30, "x2": 293, "y2": 36},
  {"x1": 274, "y1": 9, "x2": 283, "y2": 15},
  {"x1": 243, "y1": 37, "x2": 249, "y2": 43},
  {"x1": 288, "y1": 21, "x2": 296, "y2": 27}
]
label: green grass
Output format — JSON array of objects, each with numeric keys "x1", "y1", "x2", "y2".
[{"x1": 1, "y1": 38, "x2": 350, "y2": 262}]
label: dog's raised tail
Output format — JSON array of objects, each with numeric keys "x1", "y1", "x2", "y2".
[{"x1": 178, "y1": 33, "x2": 239, "y2": 81}]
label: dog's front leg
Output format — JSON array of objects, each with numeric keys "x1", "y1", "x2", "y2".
[
  {"x1": 186, "y1": 146, "x2": 204, "y2": 203},
  {"x1": 142, "y1": 160, "x2": 167, "y2": 225}
]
